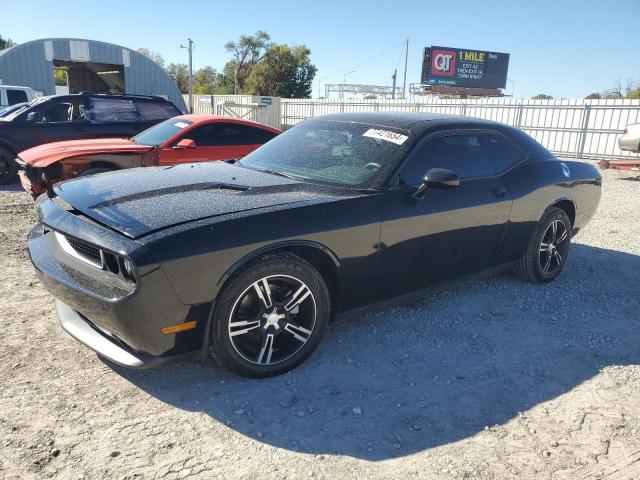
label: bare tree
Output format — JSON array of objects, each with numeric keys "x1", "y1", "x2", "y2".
[
  {"x1": 603, "y1": 78, "x2": 637, "y2": 99},
  {"x1": 224, "y1": 31, "x2": 271, "y2": 94}
]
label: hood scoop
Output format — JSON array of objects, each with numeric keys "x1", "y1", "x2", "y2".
[{"x1": 89, "y1": 182, "x2": 249, "y2": 209}]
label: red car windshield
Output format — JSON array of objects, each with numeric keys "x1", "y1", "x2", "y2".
[{"x1": 132, "y1": 118, "x2": 194, "y2": 146}]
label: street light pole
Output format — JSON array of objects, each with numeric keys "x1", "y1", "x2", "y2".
[
  {"x1": 180, "y1": 38, "x2": 194, "y2": 112},
  {"x1": 402, "y1": 38, "x2": 409, "y2": 99}
]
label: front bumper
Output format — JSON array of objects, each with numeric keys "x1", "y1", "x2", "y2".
[
  {"x1": 28, "y1": 198, "x2": 212, "y2": 367},
  {"x1": 56, "y1": 299, "x2": 164, "y2": 368}
]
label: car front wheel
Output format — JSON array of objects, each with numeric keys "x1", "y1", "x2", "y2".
[
  {"x1": 211, "y1": 252, "x2": 330, "y2": 377},
  {"x1": 514, "y1": 207, "x2": 572, "y2": 283}
]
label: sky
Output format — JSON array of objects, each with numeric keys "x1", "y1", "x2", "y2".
[{"x1": 1, "y1": 0, "x2": 639, "y2": 99}]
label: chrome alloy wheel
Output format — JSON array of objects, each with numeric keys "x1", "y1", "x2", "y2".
[
  {"x1": 227, "y1": 275, "x2": 317, "y2": 366},
  {"x1": 539, "y1": 219, "x2": 569, "y2": 277}
]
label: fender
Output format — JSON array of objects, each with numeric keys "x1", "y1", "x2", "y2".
[{"x1": 216, "y1": 239, "x2": 341, "y2": 287}]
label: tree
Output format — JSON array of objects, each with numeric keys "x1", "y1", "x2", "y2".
[
  {"x1": 192, "y1": 66, "x2": 218, "y2": 95},
  {"x1": 0, "y1": 35, "x2": 16, "y2": 50},
  {"x1": 224, "y1": 31, "x2": 271, "y2": 94},
  {"x1": 585, "y1": 93, "x2": 602, "y2": 100},
  {"x1": 166, "y1": 63, "x2": 190, "y2": 94},
  {"x1": 137, "y1": 48, "x2": 165, "y2": 68},
  {"x1": 245, "y1": 44, "x2": 317, "y2": 98},
  {"x1": 363, "y1": 94, "x2": 377, "y2": 100},
  {"x1": 532, "y1": 93, "x2": 553, "y2": 100},
  {"x1": 627, "y1": 87, "x2": 640, "y2": 100},
  {"x1": 603, "y1": 78, "x2": 638, "y2": 99}
]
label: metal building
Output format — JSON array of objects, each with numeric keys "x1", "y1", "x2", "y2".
[{"x1": 0, "y1": 38, "x2": 186, "y2": 111}]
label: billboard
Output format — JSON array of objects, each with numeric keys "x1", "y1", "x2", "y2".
[{"x1": 421, "y1": 46, "x2": 510, "y2": 89}]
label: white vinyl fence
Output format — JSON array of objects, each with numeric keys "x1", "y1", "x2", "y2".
[
  {"x1": 185, "y1": 95, "x2": 640, "y2": 160},
  {"x1": 282, "y1": 98, "x2": 640, "y2": 160}
]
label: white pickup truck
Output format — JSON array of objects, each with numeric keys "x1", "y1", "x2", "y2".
[{"x1": 0, "y1": 85, "x2": 36, "y2": 107}]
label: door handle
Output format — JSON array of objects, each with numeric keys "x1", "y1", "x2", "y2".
[{"x1": 491, "y1": 187, "x2": 507, "y2": 198}]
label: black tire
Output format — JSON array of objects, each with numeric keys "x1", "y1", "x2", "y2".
[
  {"x1": 211, "y1": 252, "x2": 330, "y2": 378},
  {"x1": 514, "y1": 207, "x2": 572, "y2": 283},
  {"x1": 81, "y1": 167, "x2": 113, "y2": 177},
  {"x1": 0, "y1": 146, "x2": 18, "y2": 185}
]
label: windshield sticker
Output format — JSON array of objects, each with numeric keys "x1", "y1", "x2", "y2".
[
  {"x1": 174, "y1": 121, "x2": 190, "y2": 129},
  {"x1": 363, "y1": 129, "x2": 408, "y2": 145}
]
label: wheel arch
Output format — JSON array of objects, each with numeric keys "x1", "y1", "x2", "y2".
[
  {"x1": 545, "y1": 198, "x2": 576, "y2": 227},
  {"x1": 216, "y1": 240, "x2": 341, "y2": 319}
]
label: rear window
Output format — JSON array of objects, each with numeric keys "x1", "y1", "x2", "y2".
[
  {"x1": 135, "y1": 101, "x2": 181, "y2": 121},
  {"x1": 7, "y1": 89, "x2": 28, "y2": 105},
  {"x1": 85, "y1": 98, "x2": 139, "y2": 123}
]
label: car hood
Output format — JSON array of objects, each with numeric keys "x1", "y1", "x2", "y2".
[
  {"x1": 19, "y1": 138, "x2": 154, "y2": 168},
  {"x1": 53, "y1": 162, "x2": 339, "y2": 239}
]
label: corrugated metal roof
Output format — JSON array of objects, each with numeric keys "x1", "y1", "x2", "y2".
[{"x1": 0, "y1": 38, "x2": 186, "y2": 112}]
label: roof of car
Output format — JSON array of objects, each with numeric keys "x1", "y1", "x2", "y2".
[
  {"x1": 313, "y1": 112, "x2": 503, "y2": 136},
  {"x1": 176, "y1": 114, "x2": 283, "y2": 133}
]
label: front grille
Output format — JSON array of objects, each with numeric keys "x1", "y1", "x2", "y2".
[{"x1": 66, "y1": 236, "x2": 102, "y2": 264}]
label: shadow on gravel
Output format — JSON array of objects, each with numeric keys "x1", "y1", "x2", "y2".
[
  {"x1": 0, "y1": 181, "x2": 23, "y2": 192},
  {"x1": 113, "y1": 243, "x2": 640, "y2": 461}
]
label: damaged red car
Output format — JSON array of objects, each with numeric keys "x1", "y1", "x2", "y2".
[{"x1": 16, "y1": 115, "x2": 282, "y2": 196}]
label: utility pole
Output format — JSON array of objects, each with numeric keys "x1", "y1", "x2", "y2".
[
  {"x1": 391, "y1": 69, "x2": 397, "y2": 99},
  {"x1": 402, "y1": 38, "x2": 409, "y2": 99},
  {"x1": 342, "y1": 70, "x2": 355, "y2": 100},
  {"x1": 180, "y1": 38, "x2": 194, "y2": 112}
]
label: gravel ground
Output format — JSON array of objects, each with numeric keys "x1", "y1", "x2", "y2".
[{"x1": 1, "y1": 167, "x2": 639, "y2": 480}]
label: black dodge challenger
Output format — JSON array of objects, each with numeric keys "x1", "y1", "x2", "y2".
[{"x1": 28, "y1": 112, "x2": 601, "y2": 377}]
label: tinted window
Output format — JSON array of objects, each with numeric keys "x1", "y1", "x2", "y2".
[
  {"x1": 400, "y1": 133, "x2": 496, "y2": 184},
  {"x1": 86, "y1": 98, "x2": 139, "y2": 123},
  {"x1": 181, "y1": 123, "x2": 277, "y2": 147},
  {"x1": 7, "y1": 89, "x2": 28, "y2": 105},
  {"x1": 482, "y1": 132, "x2": 526, "y2": 173},
  {"x1": 132, "y1": 118, "x2": 193, "y2": 146},
  {"x1": 135, "y1": 100, "x2": 181, "y2": 121}
]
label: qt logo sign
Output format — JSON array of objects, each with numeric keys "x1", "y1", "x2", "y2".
[{"x1": 431, "y1": 49, "x2": 456, "y2": 77}]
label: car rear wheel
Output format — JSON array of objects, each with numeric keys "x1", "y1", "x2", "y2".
[
  {"x1": 0, "y1": 146, "x2": 18, "y2": 185},
  {"x1": 211, "y1": 252, "x2": 330, "y2": 378},
  {"x1": 514, "y1": 207, "x2": 571, "y2": 283}
]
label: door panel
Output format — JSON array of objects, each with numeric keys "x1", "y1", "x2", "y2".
[
  {"x1": 380, "y1": 180, "x2": 511, "y2": 298},
  {"x1": 379, "y1": 130, "x2": 515, "y2": 298}
]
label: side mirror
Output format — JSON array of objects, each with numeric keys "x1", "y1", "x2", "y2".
[
  {"x1": 413, "y1": 168, "x2": 459, "y2": 198},
  {"x1": 26, "y1": 111, "x2": 39, "y2": 123},
  {"x1": 175, "y1": 138, "x2": 196, "y2": 149}
]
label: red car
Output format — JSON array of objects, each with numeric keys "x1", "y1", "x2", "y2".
[{"x1": 16, "y1": 115, "x2": 282, "y2": 196}]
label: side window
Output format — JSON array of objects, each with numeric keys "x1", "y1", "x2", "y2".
[
  {"x1": 31, "y1": 101, "x2": 73, "y2": 123},
  {"x1": 179, "y1": 123, "x2": 277, "y2": 147},
  {"x1": 481, "y1": 132, "x2": 526, "y2": 173},
  {"x1": 135, "y1": 101, "x2": 181, "y2": 121},
  {"x1": 7, "y1": 89, "x2": 28, "y2": 105},
  {"x1": 85, "y1": 98, "x2": 139, "y2": 123},
  {"x1": 400, "y1": 133, "x2": 496, "y2": 184}
]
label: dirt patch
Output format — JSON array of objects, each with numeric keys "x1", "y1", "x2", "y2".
[{"x1": 1, "y1": 168, "x2": 639, "y2": 479}]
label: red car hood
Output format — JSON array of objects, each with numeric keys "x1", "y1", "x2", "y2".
[{"x1": 19, "y1": 138, "x2": 154, "y2": 168}]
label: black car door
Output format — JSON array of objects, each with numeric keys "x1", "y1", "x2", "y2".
[
  {"x1": 379, "y1": 130, "x2": 514, "y2": 298},
  {"x1": 84, "y1": 97, "x2": 147, "y2": 139}
]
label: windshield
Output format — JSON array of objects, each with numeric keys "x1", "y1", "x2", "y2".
[
  {"x1": 238, "y1": 120, "x2": 411, "y2": 188},
  {"x1": 132, "y1": 118, "x2": 193, "y2": 146}
]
